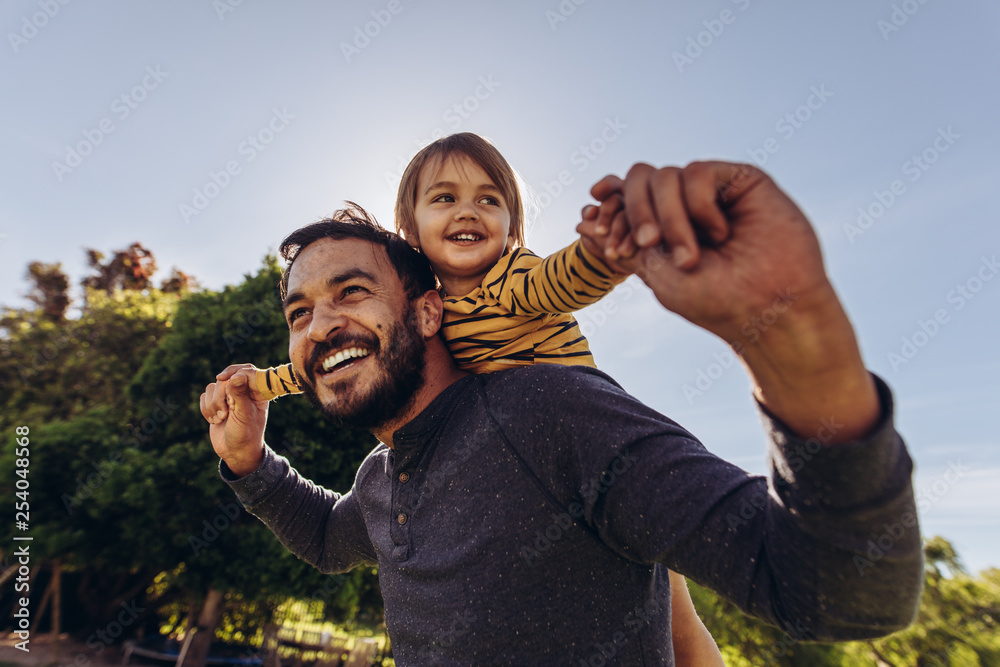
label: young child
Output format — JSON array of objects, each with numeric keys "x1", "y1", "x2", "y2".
[
  {"x1": 242, "y1": 133, "x2": 723, "y2": 664},
  {"x1": 252, "y1": 132, "x2": 626, "y2": 399}
]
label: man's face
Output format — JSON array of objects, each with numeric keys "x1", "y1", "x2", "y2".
[{"x1": 282, "y1": 237, "x2": 426, "y2": 430}]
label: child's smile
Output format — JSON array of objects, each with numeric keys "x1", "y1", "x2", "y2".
[{"x1": 412, "y1": 154, "x2": 514, "y2": 296}]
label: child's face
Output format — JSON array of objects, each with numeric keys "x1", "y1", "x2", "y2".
[{"x1": 412, "y1": 153, "x2": 514, "y2": 296}]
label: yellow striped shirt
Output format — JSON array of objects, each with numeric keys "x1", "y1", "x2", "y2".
[{"x1": 253, "y1": 239, "x2": 625, "y2": 400}]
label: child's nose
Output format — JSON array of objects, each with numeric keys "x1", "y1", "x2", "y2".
[{"x1": 454, "y1": 200, "x2": 479, "y2": 220}]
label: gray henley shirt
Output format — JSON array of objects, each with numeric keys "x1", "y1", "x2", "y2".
[{"x1": 223, "y1": 364, "x2": 922, "y2": 665}]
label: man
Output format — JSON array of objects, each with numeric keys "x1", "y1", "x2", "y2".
[{"x1": 201, "y1": 161, "x2": 923, "y2": 664}]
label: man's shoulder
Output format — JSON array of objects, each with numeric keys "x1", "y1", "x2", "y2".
[
  {"x1": 478, "y1": 364, "x2": 627, "y2": 404},
  {"x1": 485, "y1": 362, "x2": 617, "y2": 383},
  {"x1": 354, "y1": 442, "x2": 390, "y2": 487}
]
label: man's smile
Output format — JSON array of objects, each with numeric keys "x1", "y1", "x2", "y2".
[{"x1": 318, "y1": 345, "x2": 372, "y2": 376}]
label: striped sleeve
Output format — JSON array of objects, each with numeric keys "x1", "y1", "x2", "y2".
[
  {"x1": 253, "y1": 364, "x2": 303, "y2": 401},
  {"x1": 488, "y1": 240, "x2": 627, "y2": 316}
]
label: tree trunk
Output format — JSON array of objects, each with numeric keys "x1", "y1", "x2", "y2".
[
  {"x1": 177, "y1": 587, "x2": 226, "y2": 667},
  {"x1": 29, "y1": 574, "x2": 52, "y2": 633},
  {"x1": 51, "y1": 560, "x2": 61, "y2": 664}
]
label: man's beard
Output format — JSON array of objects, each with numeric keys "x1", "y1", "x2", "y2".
[{"x1": 298, "y1": 305, "x2": 427, "y2": 432}]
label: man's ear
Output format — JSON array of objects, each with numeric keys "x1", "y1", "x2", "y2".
[{"x1": 414, "y1": 289, "x2": 444, "y2": 338}]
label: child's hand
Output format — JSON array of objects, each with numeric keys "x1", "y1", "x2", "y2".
[
  {"x1": 584, "y1": 178, "x2": 641, "y2": 263},
  {"x1": 201, "y1": 364, "x2": 267, "y2": 424},
  {"x1": 200, "y1": 364, "x2": 269, "y2": 477},
  {"x1": 577, "y1": 200, "x2": 630, "y2": 275}
]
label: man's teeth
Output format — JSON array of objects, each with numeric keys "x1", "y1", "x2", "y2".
[
  {"x1": 452, "y1": 233, "x2": 481, "y2": 241},
  {"x1": 322, "y1": 347, "x2": 370, "y2": 372}
]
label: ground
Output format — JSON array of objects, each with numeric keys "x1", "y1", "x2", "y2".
[{"x1": 1, "y1": 633, "x2": 123, "y2": 667}]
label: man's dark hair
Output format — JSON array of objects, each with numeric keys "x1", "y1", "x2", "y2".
[{"x1": 278, "y1": 202, "x2": 437, "y2": 301}]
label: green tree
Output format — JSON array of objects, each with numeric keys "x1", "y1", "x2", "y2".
[
  {"x1": 2, "y1": 252, "x2": 381, "y2": 652},
  {"x1": 82, "y1": 242, "x2": 158, "y2": 295},
  {"x1": 689, "y1": 537, "x2": 1000, "y2": 666},
  {"x1": 122, "y1": 257, "x2": 380, "y2": 653},
  {"x1": 24, "y1": 261, "x2": 70, "y2": 322},
  {"x1": 1, "y1": 275, "x2": 179, "y2": 629},
  {"x1": 844, "y1": 537, "x2": 1000, "y2": 666}
]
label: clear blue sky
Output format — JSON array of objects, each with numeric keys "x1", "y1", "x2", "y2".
[{"x1": 2, "y1": 2, "x2": 998, "y2": 574}]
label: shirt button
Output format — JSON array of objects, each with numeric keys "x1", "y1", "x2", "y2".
[
  {"x1": 398, "y1": 472, "x2": 410, "y2": 483},
  {"x1": 397, "y1": 513, "x2": 408, "y2": 525}
]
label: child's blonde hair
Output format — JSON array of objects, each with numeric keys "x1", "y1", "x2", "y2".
[{"x1": 394, "y1": 133, "x2": 525, "y2": 248}]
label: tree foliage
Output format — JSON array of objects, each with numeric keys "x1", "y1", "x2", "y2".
[
  {"x1": 1, "y1": 248, "x2": 381, "y2": 640},
  {"x1": 690, "y1": 537, "x2": 1000, "y2": 666},
  {"x1": 25, "y1": 261, "x2": 70, "y2": 322},
  {"x1": 82, "y1": 242, "x2": 158, "y2": 295}
]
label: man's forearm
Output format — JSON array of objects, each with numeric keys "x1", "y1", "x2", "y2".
[
  {"x1": 752, "y1": 376, "x2": 923, "y2": 638},
  {"x1": 222, "y1": 445, "x2": 376, "y2": 573},
  {"x1": 736, "y1": 281, "x2": 880, "y2": 443}
]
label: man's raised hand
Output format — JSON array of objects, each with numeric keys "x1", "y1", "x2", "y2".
[
  {"x1": 583, "y1": 161, "x2": 879, "y2": 442},
  {"x1": 199, "y1": 363, "x2": 268, "y2": 477}
]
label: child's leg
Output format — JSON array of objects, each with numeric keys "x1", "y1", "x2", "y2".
[{"x1": 669, "y1": 569, "x2": 725, "y2": 666}]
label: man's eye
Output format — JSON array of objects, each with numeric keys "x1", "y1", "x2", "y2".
[
  {"x1": 343, "y1": 285, "x2": 367, "y2": 296},
  {"x1": 288, "y1": 308, "x2": 308, "y2": 323}
]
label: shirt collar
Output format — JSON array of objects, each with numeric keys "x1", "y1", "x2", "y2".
[{"x1": 391, "y1": 375, "x2": 478, "y2": 451}]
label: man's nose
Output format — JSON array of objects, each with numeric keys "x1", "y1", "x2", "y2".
[{"x1": 307, "y1": 302, "x2": 347, "y2": 342}]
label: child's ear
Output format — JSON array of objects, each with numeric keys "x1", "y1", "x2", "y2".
[
  {"x1": 506, "y1": 234, "x2": 516, "y2": 252},
  {"x1": 401, "y1": 227, "x2": 420, "y2": 249}
]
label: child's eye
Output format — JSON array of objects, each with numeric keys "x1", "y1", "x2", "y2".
[
  {"x1": 432, "y1": 194, "x2": 455, "y2": 203},
  {"x1": 479, "y1": 195, "x2": 500, "y2": 206}
]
